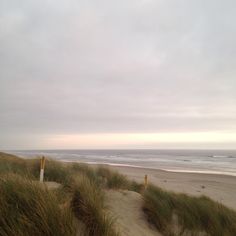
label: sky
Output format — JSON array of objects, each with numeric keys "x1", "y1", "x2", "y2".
[{"x1": 0, "y1": 0, "x2": 236, "y2": 149}]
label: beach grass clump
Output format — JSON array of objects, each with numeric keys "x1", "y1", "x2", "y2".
[
  {"x1": 143, "y1": 185, "x2": 175, "y2": 234},
  {"x1": 43, "y1": 159, "x2": 73, "y2": 185},
  {"x1": 70, "y1": 163, "x2": 99, "y2": 183},
  {"x1": 96, "y1": 167, "x2": 130, "y2": 189},
  {"x1": 0, "y1": 174, "x2": 76, "y2": 236},
  {"x1": 143, "y1": 184, "x2": 236, "y2": 236},
  {"x1": 71, "y1": 174, "x2": 119, "y2": 236},
  {"x1": 0, "y1": 152, "x2": 72, "y2": 184},
  {"x1": 128, "y1": 180, "x2": 144, "y2": 193},
  {"x1": 0, "y1": 152, "x2": 43, "y2": 180},
  {"x1": 96, "y1": 167, "x2": 144, "y2": 192},
  {"x1": 0, "y1": 152, "x2": 30, "y2": 176}
]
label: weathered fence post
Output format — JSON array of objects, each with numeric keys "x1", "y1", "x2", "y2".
[
  {"x1": 40, "y1": 156, "x2": 46, "y2": 182},
  {"x1": 144, "y1": 174, "x2": 148, "y2": 189}
]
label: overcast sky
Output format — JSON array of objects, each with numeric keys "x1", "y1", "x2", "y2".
[{"x1": 1, "y1": 0, "x2": 236, "y2": 149}]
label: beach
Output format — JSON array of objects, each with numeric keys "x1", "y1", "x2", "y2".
[
  {"x1": 106, "y1": 165, "x2": 236, "y2": 210},
  {"x1": 10, "y1": 149, "x2": 236, "y2": 177},
  {"x1": 1, "y1": 151, "x2": 236, "y2": 235},
  {"x1": 9, "y1": 149, "x2": 236, "y2": 210}
]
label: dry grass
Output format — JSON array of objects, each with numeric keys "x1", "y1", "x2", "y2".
[
  {"x1": 70, "y1": 163, "x2": 100, "y2": 184},
  {"x1": 96, "y1": 167, "x2": 130, "y2": 189},
  {"x1": 143, "y1": 184, "x2": 236, "y2": 236},
  {"x1": 0, "y1": 152, "x2": 30, "y2": 176},
  {"x1": 0, "y1": 153, "x2": 119, "y2": 236},
  {"x1": 0, "y1": 173, "x2": 76, "y2": 236},
  {"x1": 71, "y1": 174, "x2": 119, "y2": 236}
]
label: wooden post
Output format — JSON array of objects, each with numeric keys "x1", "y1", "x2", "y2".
[
  {"x1": 40, "y1": 156, "x2": 46, "y2": 182},
  {"x1": 144, "y1": 174, "x2": 148, "y2": 189}
]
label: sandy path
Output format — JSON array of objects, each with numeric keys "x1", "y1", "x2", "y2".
[{"x1": 106, "y1": 190, "x2": 161, "y2": 236}]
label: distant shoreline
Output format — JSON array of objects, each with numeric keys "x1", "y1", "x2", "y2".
[
  {"x1": 62, "y1": 160, "x2": 236, "y2": 177},
  {"x1": 7, "y1": 149, "x2": 236, "y2": 179}
]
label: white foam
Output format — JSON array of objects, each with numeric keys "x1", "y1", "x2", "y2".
[{"x1": 162, "y1": 169, "x2": 236, "y2": 176}]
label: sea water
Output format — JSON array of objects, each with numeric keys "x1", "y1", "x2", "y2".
[{"x1": 8, "y1": 149, "x2": 236, "y2": 176}]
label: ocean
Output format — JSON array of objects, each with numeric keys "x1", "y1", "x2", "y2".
[{"x1": 8, "y1": 149, "x2": 236, "y2": 176}]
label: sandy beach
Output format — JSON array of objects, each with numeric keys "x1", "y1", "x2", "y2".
[{"x1": 101, "y1": 165, "x2": 236, "y2": 211}]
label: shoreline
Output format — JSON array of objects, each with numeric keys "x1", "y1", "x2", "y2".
[
  {"x1": 62, "y1": 159, "x2": 236, "y2": 177},
  {"x1": 8, "y1": 149, "x2": 236, "y2": 178},
  {"x1": 11, "y1": 151, "x2": 236, "y2": 178}
]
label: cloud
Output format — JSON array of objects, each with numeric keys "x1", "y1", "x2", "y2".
[{"x1": 0, "y1": 0, "x2": 236, "y2": 148}]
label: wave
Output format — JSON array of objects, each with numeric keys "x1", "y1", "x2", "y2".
[
  {"x1": 59, "y1": 159, "x2": 236, "y2": 177},
  {"x1": 209, "y1": 155, "x2": 235, "y2": 159},
  {"x1": 163, "y1": 169, "x2": 236, "y2": 177}
]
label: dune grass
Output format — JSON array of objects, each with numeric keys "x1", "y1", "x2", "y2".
[
  {"x1": 0, "y1": 174, "x2": 76, "y2": 236},
  {"x1": 70, "y1": 163, "x2": 99, "y2": 184},
  {"x1": 43, "y1": 160, "x2": 73, "y2": 185},
  {"x1": 143, "y1": 184, "x2": 236, "y2": 236},
  {"x1": 128, "y1": 180, "x2": 144, "y2": 193},
  {"x1": 0, "y1": 152, "x2": 31, "y2": 176},
  {"x1": 0, "y1": 152, "x2": 72, "y2": 184},
  {"x1": 96, "y1": 167, "x2": 130, "y2": 189},
  {"x1": 0, "y1": 153, "x2": 119, "y2": 236},
  {"x1": 0, "y1": 152, "x2": 141, "y2": 190},
  {"x1": 71, "y1": 174, "x2": 119, "y2": 236},
  {"x1": 96, "y1": 167, "x2": 144, "y2": 193},
  {"x1": 2, "y1": 152, "x2": 236, "y2": 236}
]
